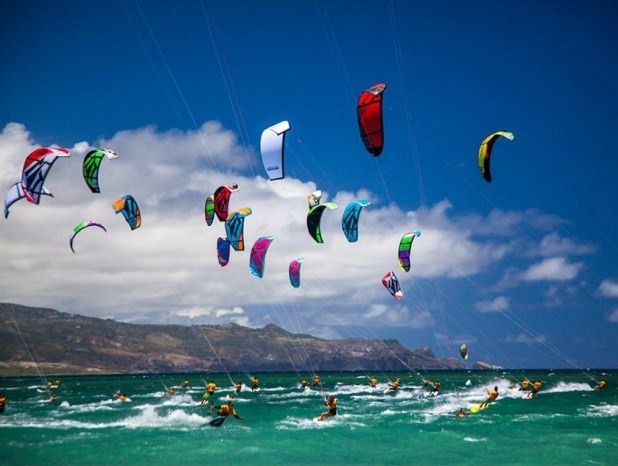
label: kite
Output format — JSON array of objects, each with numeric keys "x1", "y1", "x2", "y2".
[
  {"x1": 82, "y1": 148, "x2": 118, "y2": 193},
  {"x1": 21, "y1": 147, "x2": 71, "y2": 204},
  {"x1": 357, "y1": 83, "x2": 386, "y2": 156},
  {"x1": 342, "y1": 199, "x2": 371, "y2": 243},
  {"x1": 307, "y1": 202, "x2": 338, "y2": 243},
  {"x1": 214, "y1": 184, "x2": 239, "y2": 222},
  {"x1": 307, "y1": 190, "x2": 322, "y2": 210},
  {"x1": 289, "y1": 257, "x2": 304, "y2": 288},
  {"x1": 260, "y1": 121, "x2": 291, "y2": 180},
  {"x1": 398, "y1": 230, "x2": 421, "y2": 272},
  {"x1": 204, "y1": 194, "x2": 215, "y2": 226},
  {"x1": 478, "y1": 131, "x2": 515, "y2": 183},
  {"x1": 225, "y1": 207, "x2": 252, "y2": 251},
  {"x1": 4, "y1": 182, "x2": 53, "y2": 218},
  {"x1": 382, "y1": 271, "x2": 403, "y2": 300},
  {"x1": 112, "y1": 195, "x2": 141, "y2": 230},
  {"x1": 217, "y1": 237, "x2": 231, "y2": 267},
  {"x1": 460, "y1": 343, "x2": 469, "y2": 360},
  {"x1": 250, "y1": 236, "x2": 275, "y2": 279},
  {"x1": 70, "y1": 221, "x2": 107, "y2": 253}
]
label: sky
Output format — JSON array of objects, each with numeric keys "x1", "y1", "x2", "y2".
[{"x1": 1, "y1": 0, "x2": 617, "y2": 369}]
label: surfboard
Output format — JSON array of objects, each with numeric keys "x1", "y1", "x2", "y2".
[
  {"x1": 469, "y1": 403, "x2": 486, "y2": 414},
  {"x1": 209, "y1": 416, "x2": 226, "y2": 427}
]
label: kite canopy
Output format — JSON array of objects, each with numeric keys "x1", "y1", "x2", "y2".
[
  {"x1": 357, "y1": 83, "x2": 386, "y2": 156},
  {"x1": 289, "y1": 257, "x2": 304, "y2": 288},
  {"x1": 382, "y1": 271, "x2": 403, "y2": 300},
  {"x1": 225, "y1": 207, "x2": 252, "y2": 251},
  {"x1": 69, "y1": 221, "x2": 107, "y2": 253},
  {"x1": 250, "y1": 236, "x2": 275, "y2": 279},
  {"x1": 204, "y1": 194, "x2": 215, "y2": 226},
  {"x1": 460, "y1": 343, "x2": 469, "y2": 360},
  {"x1": 260, "y1": 121, "x2": 291, "y2": 180},
  {"x1": 4, "y1": 182, "x2": 53, "y2": 218},
  {"x1": 341, "y1": 199, "x2": 371, "y2": 243},
  {"x1": 112, "y1": 195, "x2": 141, "y2": 230},
  {"x1": 306, "y1": 202, "x2": 338, "y2": 243},
  {"x1": 397, "y1": 230, "x2": 421, "y2": 272},
  {"x1": 21, "y1": 147, "x2": 71, "y2": 204},
  {"x1": 83, "y1": 148, "x2": 118, "y2": 193},
  {"x1": 214, "y1": 184, "x2": 239, "y2": 222},
  {"x1": 478, "y1": 131, "x2": 515, "y2": 183},
  {"x1": 217, "y1": 237, "x2": 231, "y2": 267}
]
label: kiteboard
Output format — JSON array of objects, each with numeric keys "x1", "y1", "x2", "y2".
[
  {"x1": 469, "y1": 403, "x2": 487, "y2": 414},
  {"x1": 209, "y1": 416, "x2": 226, "y2": 427},
  {"x1": 522, "y1": 392, "x2": 535, "y2": 399}
]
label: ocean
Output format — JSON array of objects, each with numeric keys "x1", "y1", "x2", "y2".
[{"x1": 0, "y1": 370, "x2": 616, "y2": 466}]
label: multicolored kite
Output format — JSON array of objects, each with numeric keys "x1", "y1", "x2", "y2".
[
  {"x1": 250, "y1": 236, "x2": 275, "y2": 279},
  {"x1": 112, "y1": 195, "x2": 141, "y2": 230},
  {"x1": 4, "y1": 182, "x2": 53, "y2": 218},
  {"x1": 21, "y1": 147, "x2": 71, "y2": 204},
  {"x1": 289, "y1": 257, "x2": 304, "y2": 288},
  {"x1": 225, "y1": 207, "x2": 252, "y2": 251},
  {"x1": 214, "y1": 184, "x2": 239, "y2": 222},
  {"x1": 382, "y1": 271, "x2": 403, "y2": 300},
  {"x1": 478, "y1": 131, "x2": 515, "y2": 183},
  {"x1": 70, "y1": 221, "x2": 107, "y2": 253},
  {"x1": 307, "y1": 202, "x2": 338, "y2": 243},
  {"x1": 398, "y1": 230, "x2": 421, "y2": 272},
  {"x1": 82, "y1": 148, "x2": 118, "y2": 193}
]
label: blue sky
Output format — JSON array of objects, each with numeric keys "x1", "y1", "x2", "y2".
[{"x1": 1, "y1": 0, "x2": 617, "y2": 369}]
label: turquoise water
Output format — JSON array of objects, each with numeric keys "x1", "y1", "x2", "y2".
[{"x1": 1, "y1": 370, "x2": 616, "y2": 465}]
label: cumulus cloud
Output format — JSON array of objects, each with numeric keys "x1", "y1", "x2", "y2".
[
  {"x1": 532, "y1": 233, "x2": 594, "y2": 257},
  {"x1": 520, "y1": 257, "x2": 583, "y2": 281},
  {"x1": 598, "y1": 280, "x2": 618, "y2": 298},
  {"x1": 0, "y1": 121, "x2": 590, "y2": 339}
]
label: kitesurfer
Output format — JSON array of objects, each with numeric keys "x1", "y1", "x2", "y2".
[
  {"x1": 164, "y1": 387, "x2": 175, "y2": 397},
  {"x1": 250, "y1": 376, "x2": 260, "y2": 391},
  {"x1": 234, "y1": 382, "x2": 243, "y2": 394},
  {"x1": 594, "y1": 380, "x2": 607, "y2": 390},
  {"x1": 312, "y1": 375, "x2": 320, "y2": 387},
  {"x1": 201, "y1": 381, "x2": 217, "y2": 405},
  {"x1": 518, "y1": 379, "x2": 531, "y2": 391},
  {"x1": 0, "y1": 392, "x2": 6, "y2": 413},
  {"x1": 300, "y1": 378, "x2": 309, "y2": 389},
  {"x1": 387, "y1": 376, "x2": 401, "y2": 392},
  {"x1": 479, "y1": 386, "x2": 499, "y2": 409},
  {"x1": 317, "y1": 395, "x2": 337, "y2": 421},
  {"x1": 49, "y1": 393, "x2": 58, "y2": 403},
  {"x1": 428, "y1": 380, "x2": 441, "y2": 396},
  {"x1": 529, "y1": 380, "x2": 542, "y2": 397},
  {"x1": 455, "y1": 407, "x2": 468, "y2": 417},
  {"x1": 210, "y1": 398, "x2": 243, "y2": 421},
  {"x1": 182, "y1": 379, "x2": 190, "y2": 388},
  {"x1": 114, "y1": 391, "x2": 128, "y2": 402},
  {"x1": 369, "y1": 376, "x2": 378, "y2": 388}
]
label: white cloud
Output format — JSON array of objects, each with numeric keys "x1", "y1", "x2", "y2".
[
  {"x1": 598, "y1": 280, "x2": 618, "y2": 298},
  {"x1": 532, "y1": 233, "x2": 594, "y2": 257},
  {"x1": 475, "y1": 296, "x2": 509, "y2": 313},
  {"x1": 0, "y1": 121, "x2": 591, "y2": 337},
  {"x1": 520, "y1": 257, "x2": 583, "y2": 282},
  {"x1": 608, "y1": 309, "x2": 618, "y2": 323}
]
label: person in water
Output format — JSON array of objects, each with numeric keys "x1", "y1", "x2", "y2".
[
  {"x1": 211, "y1": 398, "x2": 243, "y2": 421},
  {"x1": 0, "y1": 392, "x2": 6, "y2": 413},
  {"x1": 49, "y1": 393, "x2": 58, "y2": 403},
  {"x1": 528, "y1": 380, "x2": 542, "y2": 397},
  {"x1": 250, "y1": 376, "x2": 260, "y2": 391},
  {"x1": 517, "y1": 379, "x2": 531, "y2": 391},
  {"x1": 312, "y1": 375, "x2": 320, "y2": 387},
  {"x1": 369, "y1": 376, "x2": 378, "y2": 388},
  {"x1": 455, "y1": 407, "x2": 468, "y2": 417},
  {"x1": 113, "y1": 391, "x2": 128, "y2": 402},
  {"x1": 318, "y1": 395, "x2": 337, "y2": 421},
  {"x1": 388, "y1": 376, "x2": 401, "y2": 392},
  {"x1": 300, "y1": 378, "x2": 309, "y2": 389},
  {"x1": 181, "y1": 379, "x2": 190, "y2": 388},
  {"x1": 594, "y1": 380, "x2": 607, "y2": 390},
  {"x1": 201, "y1": 381, "x2": 217, "y2": 405},
  {"x1": 234, "y1": 382, "x2": 243, "y2": 394},
  {"x1": 479, "y1": 386, "x2": 499, "y2": 409},
  {"x1": 428, "y1": 380, "x2": 441, "y2": 396}
]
